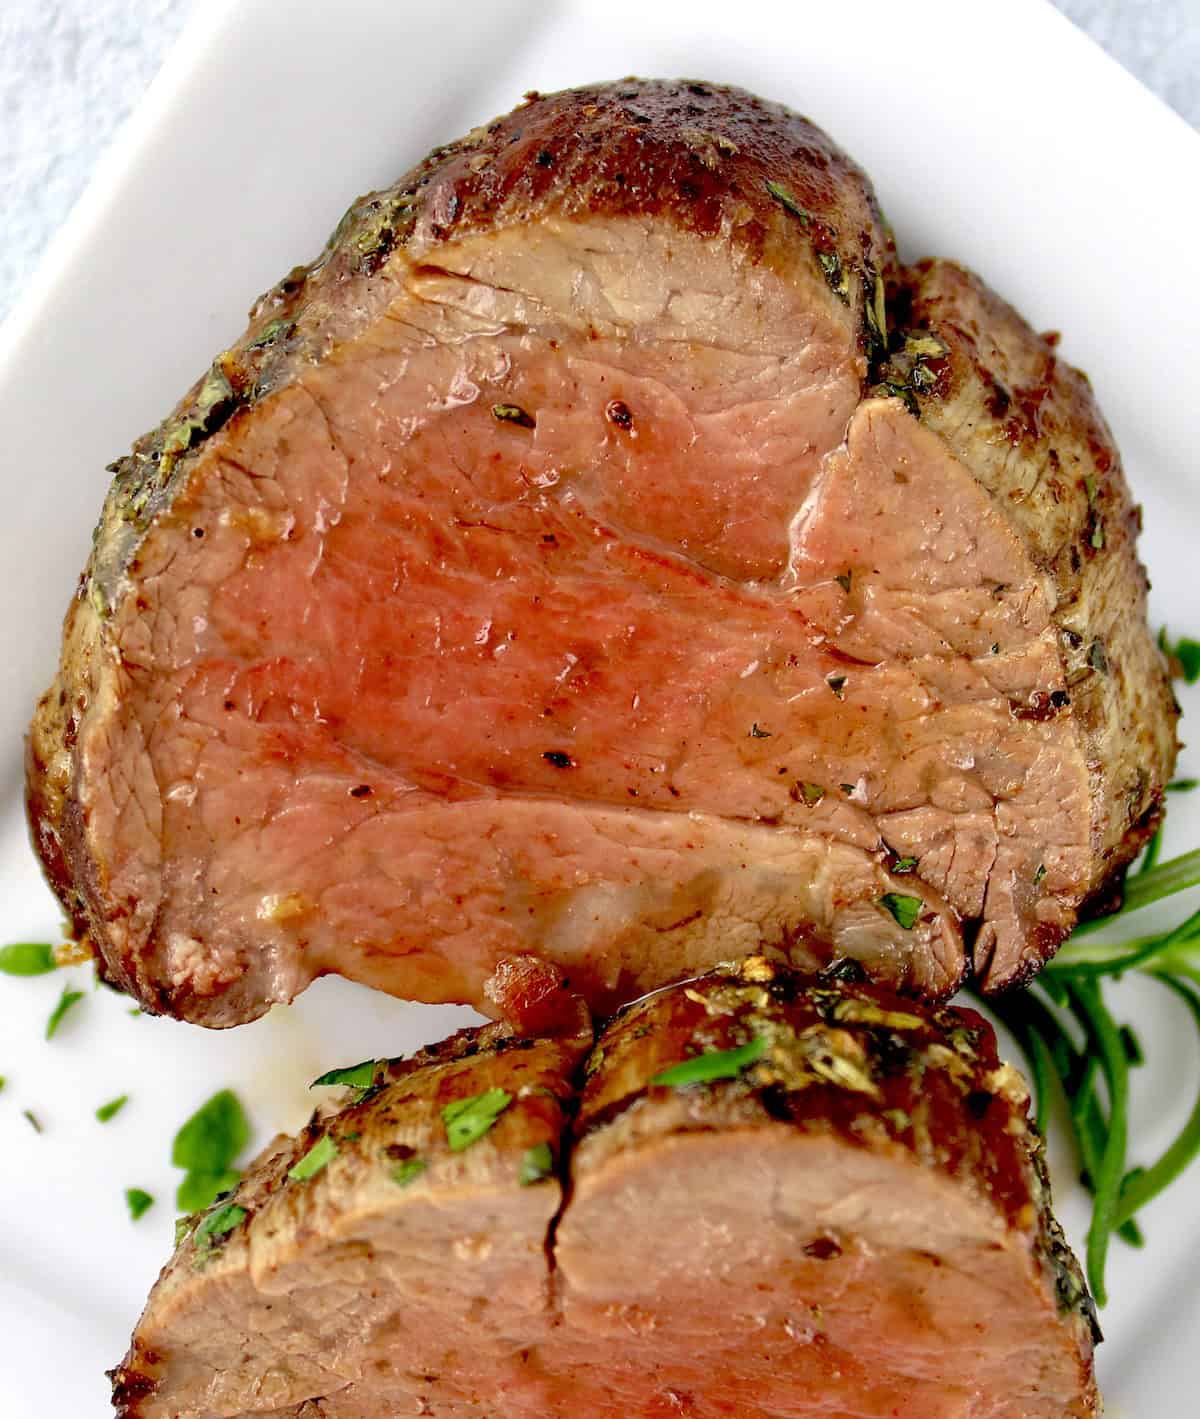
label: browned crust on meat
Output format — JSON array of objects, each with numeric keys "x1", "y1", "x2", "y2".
[
  {"x1": 882, "y1": 260, "x2": 1179, "y2": 983},
  {"x1": 28, "y1": 78, "x2": 892, "y2": 1011},
  {"x1": 111, "y1": 962, "x2": 1098, "y2": 1417},
  {"x1": 27, "y1": 79, "x2": 1175, "y2": 1014}
]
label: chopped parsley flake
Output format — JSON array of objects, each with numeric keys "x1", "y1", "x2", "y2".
[
  {"x1": 288, "y1": 1134, "x2": 338, "y2": 1182},
  {"x1": 173, "y1": 1090, "x2": 250, "y2": 1212},
  {"x1": 879, "y1": 893, "x2": 922, "y2": 930},
  {"x1": 519, "y1": 1141, "x2": 555, "y2": 1186},
  {"x1": 441, "y1": 1088, "x2": 513, "y2": 1152},
  {"x1": 651, "y1": 1036, "x2": 767, "y2": 1088},
  {"x1": 392, "y1": 1157, "x2": 428, "y2": 1187},
  {"x1": 492, "y1": 403, "x2": 535, "y2": 429},
  {"x1": 892, "y1": 857, "x2": 918, "y2": 874},
  {"x1": 194, "y1": 1202, "x2": 246, "y2": 1249},
  {"x1": 0, "y1": 942, "x2": 57, "y2": 976},
  {"x1": 96, "y1": 1095, "x2": 129, "y2": 1123},
  {"x1": 23, "y1": 1109, "x2": 42, "y2": 1133},
  {"x1": 798, "y1": 782, "x2": 825, "y2": 807},
  {"x1": 45, "y1": 985, "x2": 84, "y2": 1040},
  {"x1": 1168, "y1": 779, "x2": 1197, "y2": 793},
  {"x1": 310, "y1": 1059, "x2": 377, "y2": 1090},
  {"x1": 125, "y1": 1188, "x2": 154, "y2": 1222}
]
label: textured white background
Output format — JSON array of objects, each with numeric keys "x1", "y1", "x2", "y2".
[{"x1": 1, "y1": 0, "x2": 1198, "y2": 326}]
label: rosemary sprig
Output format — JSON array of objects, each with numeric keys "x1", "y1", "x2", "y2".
[{"x1": 987, "y1": 846, "x2": 1200, "y2": 1305}]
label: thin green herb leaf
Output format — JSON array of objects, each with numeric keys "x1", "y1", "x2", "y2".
[
  {"x1": 764, "y1": 180, "x2": 812, "y2": 225},
  {"x1": 45, "y1": 986, "x2": 84, "y2": 1040},
  {"x1": 652, "y1": 1036, "x2": 766, "y2": 1088},
  {"x1": 1112, "y1": 975, "x2": 1200, "y2": 1227},
  {"x1": 1137, "y1": 827, "x2": 1163, "y2": 876},
  {"x1": 288, "y1": 1134, "x2": 338, "y2": 1182},
  {"x1": 23, "y1": 1109, "x2": 42, "y2": 1133},
  {"x1": 96, "y1": 1095, "x2": 129, "y2": 1123},
  {"x1": 441, "y1": 1089, "x2": 513, "y2": 1152},
  {"x1": 125, "y1": 1188, "x2": 154, "y2": 1222},
  {"x1": 1068, "y1": 979, "x2": 1128, "y2": 1307},
  {"x1": 1168, "y1": 778, "x2": 1198, "y2": 793},
  {"x1": 310, "y1": 1060, "x2": 376, "y2": 1090},
  {"x1": 0, "y1": 942, "x2": 57, "y2": 976}
]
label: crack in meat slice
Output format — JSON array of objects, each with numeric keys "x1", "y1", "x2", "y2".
[
  {"x1": 28, "y1": 79, "x2": 1176, "y2": 1025},
  {"x1": 110, "y1": 961, "x2": 1100, "y2": 1418}
]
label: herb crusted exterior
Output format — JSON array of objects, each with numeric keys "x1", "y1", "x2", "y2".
[
  {"x1": 27, "y1": 78, "x2": 1176, "y2": 1027},
  {"x1": 111, "y1": 961, "x2": 1098, "y2": 1417}
]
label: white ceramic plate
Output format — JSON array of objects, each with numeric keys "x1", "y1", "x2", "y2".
[{"x1": 1, "y1": 1, "x2": 1197, "y2": 1412}]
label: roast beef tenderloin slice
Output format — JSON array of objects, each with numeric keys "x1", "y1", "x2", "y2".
[
  {"x1": 111, "y1": 961, "x2": 1099, "y2": 1418},
  {"x1": 28, "y1": 79, "x2": 1175, "y2": 1025}
]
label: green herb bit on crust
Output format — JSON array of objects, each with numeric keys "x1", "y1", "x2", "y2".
[
  {"x1": 651, "y1": 1036, "x2": 767, "y2": 1089},
  {"x1": 519, "y1": 1142, "x2": 555, "y2": 1186},
  {"x1": 310, "y1": 1059, "x2": 377, "y2": 1090},
  {"x1": 289, "y1": 1134, "x2": 338, "y2": 1182},
  {"x1": 441, "y1": 1088, "x2": 513, "y2": 1152},
  {"x1": 125, "y1": 1188, "x2": 154, "y2": 1222},
  {"x1": 392, "y1": 1157, "x2": 428, "y2": 1187},
  {"x1": 0, "y1": 942, "x2": 57, "y2": 976},
  {"x1": 764, "y1": 180, "x2": 812, "y2": 225},
  {"x1": 194, "y1": 1202, "x2": 247, "y2": 1250},
  {"x1": 879, "y1": 893, "x2": 922, "y2": 930}
]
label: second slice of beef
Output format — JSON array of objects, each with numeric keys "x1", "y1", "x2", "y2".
[{"x1": 28, "y1": 79, "x2": 1176, "y2": 1026}]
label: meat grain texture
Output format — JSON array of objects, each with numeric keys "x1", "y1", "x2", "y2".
[
  {"x1": 27, "y1": 79, "x2": 1177, "y2": 1026},
  {"x1": 111, "y1": 961, "x2": 1100, "y2": 1418}
]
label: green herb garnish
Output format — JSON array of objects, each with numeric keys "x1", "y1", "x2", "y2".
[
  {"x1": 96, "y1": 1095, "x2": 129, "y2": 1123},
  {"x1": 310, "y1": 1059, "x2": 377, "y2": 1090},
  {"x1": 651, "y1": 1036, "x2": 767, "y2": 1088},
  {"x1": 288, "y1": 1134, "x2": 338, "y2": 1182},
  {"x1": 0, "y1": 942, "x2": 57, "y2": 976},
  {"x1": 23, "y1": 1109, "x2": 42, "y2": 1133},
  {"x1": 176, "y1": 1169, "x2": 240, "y2": 1214},
  {"x1": 125, "y1": 1188, "x2": 154, "y2": 1222},
  {"x1": 764, "y1": 180, "x2": 812, "y2": 225},
  {"x1": 879, "y1": 893, "x2": 922, "y2": 930},
  {"x1": 1159, "y1": 630, "x2": 1200, "y2": 684},
  {"x1": 816, "y1": 249, "x2": 850, "y2": 303},
  {"x1": 392, "y1": 1157, "x2": 428, "y2": 1187},
  {"x1": 492, "y1": 403, "x2": 535, "y2": 429},
  {"x1": 172, "y1": 1089, "x2": 250, "y2": 1212},
  {"x1": 45, "y1": 985, "x2": 84, "y2": 1040},
  {"x1": 442, "y1": 1088, "x2": 513, "y2": 1152},
  {"x1": 519, "y1": 1141, "x2": 555, "y2": 1186},
  {"x1": 987, "y1": 845, "x2": 1200, "y2": 1307},
  {"x1": 892, "y1": 857, "x2": 918, "y2": 874},
  {"x1": 798, "y1": 782, "x2": 825, "y2": 807},
  {"x1": 194, "y1": 1202, "x2": 246, "y2": 1249}
]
